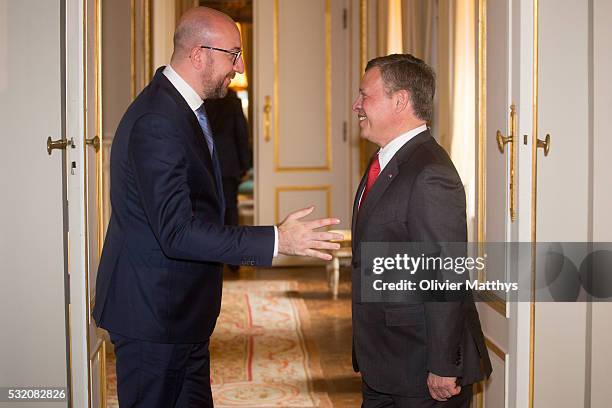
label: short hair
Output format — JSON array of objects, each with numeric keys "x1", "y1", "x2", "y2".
[{"x1": 365, "y1": 54, "x2": 436, "y2": 122}]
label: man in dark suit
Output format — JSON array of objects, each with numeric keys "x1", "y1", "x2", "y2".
[
  {"x1": 205, "y1": 89, "x2": 251, "y2": 228},
  {"x1": 93, "y1": 7, "x2": 342, "y2": 408},
  {"x1": 351, "y1": 54, "x2": 492, "y2": 407}
]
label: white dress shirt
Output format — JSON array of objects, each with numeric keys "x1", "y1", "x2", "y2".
[
  {"x1": 162, "y1": 65, "x2": 279, "y2": 256},
  {"x1": 358, "y1": 124, "x2": 428, "y2": 207},
  {"x1": 378, "y1": 124, "x2": 428, "y2": 172}
]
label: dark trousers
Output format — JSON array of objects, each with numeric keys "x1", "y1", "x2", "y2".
[
  {"x1": 109, "y1": 332, "x2": 213, "y2": 408},
  {"x1": 362, "y1": 379, "x2": 473, "y2": 408}
]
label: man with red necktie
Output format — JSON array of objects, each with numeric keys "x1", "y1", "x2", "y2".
[{"x1": 350, "y1": 54, "x2": 492, "y2": 408}]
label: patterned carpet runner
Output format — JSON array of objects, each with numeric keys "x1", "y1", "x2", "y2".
[
  {"x1": 210, "y1": 280, "x2": 331, "y2": 407},
  {"x1": 106, "y1": 280, "x2": 331, "y2": 407}
]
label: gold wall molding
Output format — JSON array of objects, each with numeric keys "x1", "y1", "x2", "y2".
[
  {"x1": 477, "y1": 0, "x2": 486, "y2": 257},
  {"x1": 358, "y1": 0, "x2": 368, "y2": 175},
  {"x1": 475, "y1": 336, "x2": 508, "y2": 408},
  {"x1": 84, "y1": 0, "x2": 106, "y2": 405},
  {"x1": 475, "y1": 289, "x2": 506, "y2": 316},
  {"x1": 100, "y1": 339, "x2": 107, "y2": 408},
  {"x1": 130, "y1": 0, "x2": 136, "y2": 99},
  {"x1": 88, "y1": 338, "x2": 107, "y2": 408},
  {"x1": 144, "y1": 0, "x2": 153, "y2": 83},
  {"x1": 275, "y1": 185, "x2": 332, "y2": 224},
  {"x1": 485, "y1": 336, "x2": 507, "y2": 360},
  {"x1": 82, "y1": 0, "x2": 93, "y2": 406},
  {"x1": 476, "y1": 0, "x2": 506, "y2": 317},
  {"x1": 529, "y1": 0, "x2": 539, "y2": 406},
  {"x1": 273, "y1": 0, "x2": 332, "y2": 172},
  {"x1": 130, "y1": 0, "x2": 153, "y2": 99},
  {"x1": 95, "y1": 0, "x2": 104, "y2": 258}
]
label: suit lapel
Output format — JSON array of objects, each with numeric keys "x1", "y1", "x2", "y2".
[
  {"x1": 156, "y1": 69, "x2": 216, "y2": 172},
  {"x1": 351, "y1": 169, "x2": 368, "y2": 252},
  {"x1": 352, "y1": 130, "x2": 433, "y2": 248},
  {"x1": 353, "y1": 158, "x2": 399, "y2": 244},
  {"x1": 155, "y1": 69, "x2": 221, "y2": 206}
]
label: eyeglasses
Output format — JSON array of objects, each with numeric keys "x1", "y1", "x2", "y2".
[{"x1": 200, "y1": 46, "x2": 242, "y2": 65}]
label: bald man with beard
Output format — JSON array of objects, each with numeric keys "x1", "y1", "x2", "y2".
[{"x1": 93, "y1": 7, "x2": 343, "y2": 407}]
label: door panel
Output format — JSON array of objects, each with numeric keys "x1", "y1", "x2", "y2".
[
  {"x1": 254, "y1": 0, "x2": 350, "y2": 264},
  {"x1": 484, "y1": 0, "x2": 512, "y2": 299},
  {"x1": 84, "y1": 0, "x2": 105, "y2": 406},
  {"x1": 534, "y1": 1, "x2": 590, "y2": 407},
  {"x1": 0, "y1": 0, "x2": 69, "y2": 406},
  {"x1": 477, "y1": 0, "x2": 525, "y2": 406}
]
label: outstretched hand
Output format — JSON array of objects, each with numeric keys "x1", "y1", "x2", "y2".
[{"x1": 277, "y1": 206, "x2": 344, "y2": 261}]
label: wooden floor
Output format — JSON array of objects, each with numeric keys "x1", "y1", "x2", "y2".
[{"x1": 229, "y1": 265, "x2": 362, "y2": 407}]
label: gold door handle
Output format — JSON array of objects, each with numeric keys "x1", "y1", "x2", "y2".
[
  {"x1": 496, "y1": 130, "x2": 512, "y2": 153},
  {"x1": 536, "y1": 133, "x2": 550, "y2": 156},
  {"x1": 86, "y1": 135, "x2": 100, "y2": 152},
  {"x1": 47, "y1": 136, "x2": 71, "y2": 155},
  {"x1": 496, "y1": 104, "x2": 517, "y2": 222},
  {"x1": 263, "y1": 95, "x2": 271, "y2": 142}
]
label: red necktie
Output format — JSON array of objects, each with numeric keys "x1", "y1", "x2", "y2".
[{"x1": 359, "y1": 154, "x2": 380, "y2": 210}]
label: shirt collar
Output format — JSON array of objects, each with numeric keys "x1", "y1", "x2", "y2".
[
  {"x1": 162, "y1": 65, "x2": 203, "y2": 112},
  {"x1": 378, "y1": 124, "x2": 428, "y2": 171}
]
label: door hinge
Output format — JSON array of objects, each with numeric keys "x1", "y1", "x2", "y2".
[
  {"x1": 342, "y1": 121, "x2": 348, "y2": 142},
  {"x1": 343, "y1": 8, "x2": 348, "y2": 29}
]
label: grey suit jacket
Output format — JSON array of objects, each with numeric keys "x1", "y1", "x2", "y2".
[{"x1": 351, "y1": 130, "x2": 492, "y2": 396}]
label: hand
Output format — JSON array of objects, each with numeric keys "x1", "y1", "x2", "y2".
[
  {"x1": 427, "y1": 372, "x2": 461, "y2": 401},
  {"x1": 277, "y1": 206, "x2": 343, "y2": 261}
]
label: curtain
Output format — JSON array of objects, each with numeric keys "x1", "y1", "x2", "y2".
[
  {"x1": 399, "y1": 0, "x2": 476, "y2": 233},
  {"x1": 401, "y1": 0, "x2": 434, "y2": 62},
  {"x1": 377, "y1": 0, "x2": 389, "y2": 57},
  {"x1": 449, "y1": 0, "x2": 476, "y2": 232}
]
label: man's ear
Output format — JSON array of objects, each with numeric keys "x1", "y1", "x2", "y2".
[
  {"x1": 394, "y1": 90, "x2": 410, "y2": 113},
  {"x1": 189, "y1": 47, "x2": 204, "y2": 69}
]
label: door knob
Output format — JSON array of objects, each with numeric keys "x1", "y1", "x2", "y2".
[
  {"x1": 86, "y1": 135, "x2": 100, "y2": 152},
  {"x1": 47, "y1": 137, "x2": 72, "y2": 155},
  {"x1": 496, "y1": 130, "x2": 513, "y2": 153},
  {"x1": 536, "y1": 134, "x2": 550, "y2": 156}
]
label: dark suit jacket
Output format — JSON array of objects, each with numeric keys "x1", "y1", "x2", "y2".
[
  {"x1": 351, "y1": 130, "x2": 492, "y2": 396},
  {"x1": 93, "y1": 68, "x2": 274, "y2": 343},
  {"x1": 204, "y1": 90, "x2": 251, "y2": 181}
]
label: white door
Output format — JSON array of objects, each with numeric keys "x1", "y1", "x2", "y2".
[
  {"x1": 477, "y1": 1, "x2": 612, "y2": 407},
  {"x1": 0, "y1": 0, "x2": 69, "y2": 406},
  {"x1": 0, "y1": 0, "x2": 105, "y2": 407},
  {"x1": 82, "y1": 0, "x2": 106, "y2": 406},
  {"x1": 475, "y1": 0, "x2": 534, "y2": 407},
  {"x1": 65, "y1": 0, "x2": 106, "y2": 406},
  {"x1": 532, "y1": 0, "x2": 595, "y2": 406},
  {"x1": 253, "y1": 0, "x2": 352, "y2": 264}
]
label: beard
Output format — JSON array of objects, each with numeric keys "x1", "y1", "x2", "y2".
[
  {"x1": 202, "y1": 60, "x2": 233, "y2": 99},
  {"x1": 209, "y1": 76, "x2": 229, "y2": 98}
]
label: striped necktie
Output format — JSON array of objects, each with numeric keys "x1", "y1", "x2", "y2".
[{"x1": 195, "y1": 103, "x2": 226, "y2": 219}]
